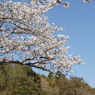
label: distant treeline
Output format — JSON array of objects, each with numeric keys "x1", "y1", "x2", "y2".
[{"x1": 0, "y1": 63, "x2": 95, "y2": 95}]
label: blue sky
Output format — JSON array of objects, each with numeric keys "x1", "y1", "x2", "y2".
[
  {"x1": 45, "y1": 0, "x2": 95, "y2": 87},
  {"x1": 1, "y1": 0, "x2": 95, "y2": 87}
]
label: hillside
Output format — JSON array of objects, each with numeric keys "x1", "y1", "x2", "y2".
[{"x1": 0, "y1": 63, "x2": 95, "y2": 95}]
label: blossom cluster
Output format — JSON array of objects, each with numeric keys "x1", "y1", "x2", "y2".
[{"x1": 0, "y1": 0, "x2": 84, "y2": 74}]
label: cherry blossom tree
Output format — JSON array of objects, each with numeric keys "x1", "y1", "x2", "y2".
[{"x1": 0, "y1": 0, "x2": 84, "y2": 74}]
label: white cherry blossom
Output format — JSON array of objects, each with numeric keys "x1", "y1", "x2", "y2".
[{"x1": 0, "y1": 0, "x2": 84, "y2": 74}]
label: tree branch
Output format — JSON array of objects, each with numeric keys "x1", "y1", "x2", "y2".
[{"x1": 0, "y1": 60, "x2": 54, "y2": 74}]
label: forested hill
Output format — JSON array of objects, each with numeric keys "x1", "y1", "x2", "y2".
[{"x1": 0, "y1": 63, "x2": 95, "y2": 95}]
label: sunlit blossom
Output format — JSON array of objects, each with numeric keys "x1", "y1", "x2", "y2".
[
  {"x1": 63, "y1": 2, "x2": 70, "y2": 8},
  {"x1": 83, "y1": 0, "x2": 91, "y2": 3},
  {"x1": 0, "y1": 0, "x2": 84, "y2": 74}
]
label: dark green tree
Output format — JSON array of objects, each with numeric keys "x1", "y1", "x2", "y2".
[{"x1": 0, "y1": 64, "x2": 46, "y2": 95}]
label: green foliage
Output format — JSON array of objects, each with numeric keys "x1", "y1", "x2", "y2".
[
  {"x1": 0, "y1": 64, "x2": 46, "y2": 95},
  {"x1": 45, "y1": 74, "x2": 95, "y2": 95},
  {"x1": 0, "y1": 63, "x2": 95, "y2": 95},
  {"x1": 48, "y1": 72, "x2": 53, "y2": 79},
  {"x1": 56, "y1": 71, "x2": 65, "y2": 78}
]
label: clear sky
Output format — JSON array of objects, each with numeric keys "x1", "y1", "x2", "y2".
[
  {"x1": 45, "y1": 0, "x2": 95, "y2": 87},
  {"x1": 1, "y1": 0, "x2": 95, "y2": 87}
]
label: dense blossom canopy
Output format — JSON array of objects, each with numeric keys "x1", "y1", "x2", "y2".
[{"x1": 0, "y1": 0, "x2": 84, "y2": 74}]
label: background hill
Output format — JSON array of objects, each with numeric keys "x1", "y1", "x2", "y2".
[{"x1": 0, "y1": 63, "x2": 95, "y2": 95}]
